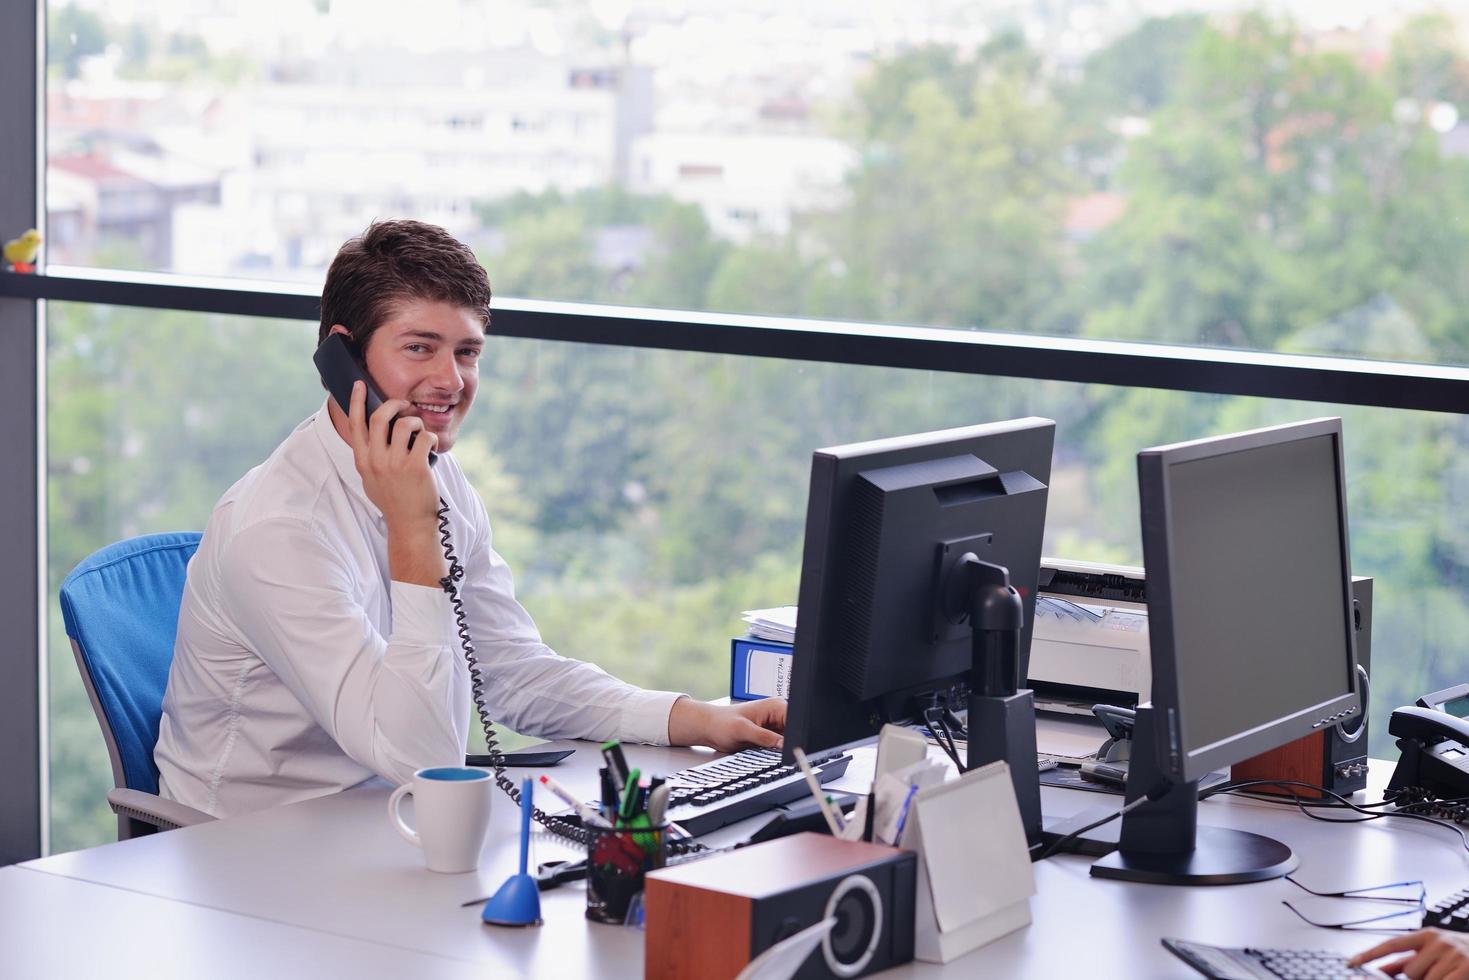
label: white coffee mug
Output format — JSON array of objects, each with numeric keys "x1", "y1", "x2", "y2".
[{"x1": 388, "y1": 766, "x2": 494, "y2": 873}]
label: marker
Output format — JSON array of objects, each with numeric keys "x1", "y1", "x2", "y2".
[
  {"x1": 539, "y1": 774, "x2": 612, "y2": 829},
  {"x1": 826, "y1": 795, "x2": 847, "y2": 834},
  {"x1": 619, "y1": 767, "x2": 643, "y2": 822},
  {"x1": 599, "y1": 767, "x2": 617, "y2": 812},
  {"x1": 601, "y1": 740, "x2": 631, "y2": 795},
  {"x1": 647, "y1": 783, "x2": 671, "y2": 826}
]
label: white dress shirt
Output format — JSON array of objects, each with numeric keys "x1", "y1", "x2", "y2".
[{"x1": 155, "y1": 402, "x2": 684, "y2": 817}]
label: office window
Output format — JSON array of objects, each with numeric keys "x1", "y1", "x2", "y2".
[
  {"x1": 45, "y1": 300, "x2": 1469, "y2": 851},
  {"x1": 45, "y1": 303, "x2": 322, "y2": 851},
  {"x1": 43, "y1": 3, "x2": 1469, "y2": 364}
]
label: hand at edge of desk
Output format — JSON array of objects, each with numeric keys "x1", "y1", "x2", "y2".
[
  {"x1": 668, "y1": 697, "x2": 786, "y2": 753},
  {"x1": 1352, "y1": 928, "x2": 1469, "y2": 978}
]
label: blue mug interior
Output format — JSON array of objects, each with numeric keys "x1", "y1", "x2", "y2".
[{"x1": 419, "y1": 767, "x2": 490, "y2": 782}]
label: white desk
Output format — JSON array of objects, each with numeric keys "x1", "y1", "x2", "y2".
[
  {"x1": 0, "y1": 865, "x2": 486, "y2": 979},
  {"x1": 15, "y1": 742, "x2": 1469, "y2": 978}
]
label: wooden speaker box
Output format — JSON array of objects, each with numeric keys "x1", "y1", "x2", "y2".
[
  {"x1": 643, "y1": 833, "x2": 916, "y2": 980},
  {"x1": 1231, "y1": 577, "x2": 1373, "y2": 799}
]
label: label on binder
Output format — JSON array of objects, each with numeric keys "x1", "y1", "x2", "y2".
[{"x1": 730, "y1": 637, "x2": 794, "y2": 701}]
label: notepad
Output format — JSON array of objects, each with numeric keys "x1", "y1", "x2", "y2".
[{"x1": 902, "y1": 761, "x2": 1035, "y2": 962}]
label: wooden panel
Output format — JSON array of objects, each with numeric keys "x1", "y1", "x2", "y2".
[
  {"x1": 1231, "y1": 730, "x2": 1326, "y2": 798},
  {"x1": 644, "y1": 880, "x2": 750, "y2": 980}
]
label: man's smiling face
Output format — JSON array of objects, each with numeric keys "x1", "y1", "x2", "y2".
[{"x1": 353, "y1": 297, "x2": 484, "y2": 453}]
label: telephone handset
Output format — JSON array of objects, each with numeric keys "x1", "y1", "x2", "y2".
[
  {"x1": 1384, "y1": 699, "x2": 1469, "y2": 801},
  {"x1": 310, "y1": 335, "x2": 695, "y2": 849},
  {"x1": 313, "y1": 333, "x2": 436, "y2": 465}
]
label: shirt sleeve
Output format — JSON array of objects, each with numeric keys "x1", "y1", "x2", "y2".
[
  {"x1": 217, "y1": 516, "x2": 469, "y2": 786},
  {"x1": 451, "y1": 487, "x2": 686, "y2": 746}
]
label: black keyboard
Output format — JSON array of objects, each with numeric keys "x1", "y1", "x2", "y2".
[
  {"x1": 662, "y1": 747, "x2": 852, "y2": 838},
  {"x1": 1426, "y1": 886, "x2": 1469, "y2": 931},
  {"x1": 1164, "y1": 939, "x2": 1386, "y2": 979}
]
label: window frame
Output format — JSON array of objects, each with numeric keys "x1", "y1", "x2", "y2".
[
  {"x1": 6, "y1": 265, "x2": 1468, "y2": 413},
  {"x1": 0, "y1": 0, "x2": 44, "y2": 864}
]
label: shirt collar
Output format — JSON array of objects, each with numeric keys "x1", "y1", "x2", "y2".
[{"x1": 310, "y1": 398, "x2": 380, "y2": 515}]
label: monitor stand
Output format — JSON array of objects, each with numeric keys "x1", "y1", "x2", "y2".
[
  {"x1": 956, "y1": 556, "x2": 1044, "y2": 846},
  {"x1": 968, "y1": 687, "x2": 1043, "y2": 845},
  {"x1": 1089, "y1": 706, "x2": 1298, "y2": 885},
  {"x1": 967, "y1": 690, "x2": 1132, "y2": 858}
]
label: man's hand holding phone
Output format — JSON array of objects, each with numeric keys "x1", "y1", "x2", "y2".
[{"x1": 346, "y1": 380, "x2": 446, "y2": 588}]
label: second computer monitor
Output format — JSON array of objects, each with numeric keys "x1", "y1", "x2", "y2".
[
  {"x1": 1092, "y1": 416, "x2": 1362, "y2": 885},
  {"x1": 783, "y1": 418, "x2": 1055, "y2": 761},
  {"x1": 1140, "y1": 416, "x2": 1361, "y2": 784}
]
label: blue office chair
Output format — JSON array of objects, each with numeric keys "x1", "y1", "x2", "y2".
[{"x1": 60, "y1": 532, "x2": 215, "y2": 840}]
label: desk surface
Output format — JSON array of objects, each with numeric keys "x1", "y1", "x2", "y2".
[
  {"x1": 17, "y1": 741, "x2": 1469, "y2": 978},
  {"x1": 0, "y1": 865, "x2": 487, "y2": 979}
]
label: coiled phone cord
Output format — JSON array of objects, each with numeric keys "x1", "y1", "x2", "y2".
[{"x1": 436, "y1": 497, "x2": 706, "y2": 855}]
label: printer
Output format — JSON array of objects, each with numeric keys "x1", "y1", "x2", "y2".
[{"x1": 1027, "y1": 558, "x2": 1150, "y2": 715}]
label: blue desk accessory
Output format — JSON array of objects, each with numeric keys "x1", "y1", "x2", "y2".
[{"x1": 482, "y1": 777, "x2": 543, "y2": 927}]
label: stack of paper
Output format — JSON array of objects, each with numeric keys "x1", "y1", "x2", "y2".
[{"x1": 740, "y1": 605, "x2": 797, "y2": 644}]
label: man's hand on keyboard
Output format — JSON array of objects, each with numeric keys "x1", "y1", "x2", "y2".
[
  {"x1": 668, "y1": 697, "x2": 786, "y2": 752},
  {"x1": 1351, "y1": 928, "x2": 1469, "y2": 978}
]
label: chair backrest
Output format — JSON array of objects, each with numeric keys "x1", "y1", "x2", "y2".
[{"x1": 59, "y1": 532, "x2": 202, "y2": 796}]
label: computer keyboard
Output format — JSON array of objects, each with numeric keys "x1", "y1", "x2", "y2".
[
  {"x1": 1163, "y1": 939, "x2": 1386, "y2": 979},
  {"x1": 1426, "y1": 886, "x2": 1469, "y2": 931},
  {"x1": 662, "y1": 747, "x2": 852, "y2": 838}
]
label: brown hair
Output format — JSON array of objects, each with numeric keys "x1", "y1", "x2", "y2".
[{"x1": 318, "y1": 219, "x2": 491, "y2": 347}]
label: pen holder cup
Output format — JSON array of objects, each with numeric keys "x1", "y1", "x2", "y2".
[{"x1": 585, "y1": 823, "x2": 668, "y2": 925}]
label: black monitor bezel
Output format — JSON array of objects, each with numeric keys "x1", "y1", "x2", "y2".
[
  {"x1": 1138, "y1": 416, "x2": 1362, "y2": 784},
  {"x1": 783, "y1": 416, "x2": 1056, "y2": 762}
]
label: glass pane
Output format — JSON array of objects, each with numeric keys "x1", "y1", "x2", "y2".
[
  {"x1": 46, "y1": 302, "x2": 321, "y2": 851},
  {"x1": 41, "y1": 3, "x2": 1469, "y2": 364},
  {"x1": 46, "y1": 300, "x2": 1469, "y2": 851}
]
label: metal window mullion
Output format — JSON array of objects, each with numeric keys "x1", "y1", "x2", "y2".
[{"x1": 0, "y1": 0, "x2": 43, "y2": 864}]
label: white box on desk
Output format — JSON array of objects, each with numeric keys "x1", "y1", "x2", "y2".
[{"x1": 901, "y1": 760, "x2": 1035, "y2": 963}]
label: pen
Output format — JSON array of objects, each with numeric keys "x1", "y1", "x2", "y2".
[
  {"x1": 539, "y1": 774, "x2": 612, "y2": 829},
  {"x1": 862, "y1": 779, "x2": 876, "y2": 842},
  {"x1": 793, "y1": 747, "x2": 843, "y2": 836},
  {"x1": 826, "y1": 795, "x2": 847, "y2": 834},
  {"x1": 894, "y1": 783, "x2": 920, "y2": 844},
  {"x1": 846, "y1": 796, "x2": 870, "y2": 842}
]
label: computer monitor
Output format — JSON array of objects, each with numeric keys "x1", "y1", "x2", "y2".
[
  {"x1": 783, "y1": 417, "x2": 1055, "y2": 839},
  {"x1": 1091, "y1": 417, "x2": 1363, "y2": 885}
]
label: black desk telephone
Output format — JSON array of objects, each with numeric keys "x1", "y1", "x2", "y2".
[
  {"x1": 313, "y1": 333, "x2": 437, "y2": 464},
  {"x1": 1385, "y1": 684, "x2": 1469, "y2": 801}
]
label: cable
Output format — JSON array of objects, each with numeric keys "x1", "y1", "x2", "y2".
[
  {"x1": 1201, "y1": 778, "x2": 1469, "y2": 856},
  {"x1": 1032, "y1": 792, "x2": 1152, "y2": 861},
  {"x1": 1033, "y1": 776, "x2": 1469, "y2": 863},
  {"x1": 435, "y1": 497, "x2": 707, "y2": 855},
  {"x1": 941, "y1": 706, "x2": 968, "y2": 741},
  {"x1": 923, "y1": 707, "x2": 965, "y2": 773}
]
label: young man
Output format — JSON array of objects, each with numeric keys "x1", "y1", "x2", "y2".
[{"x1": 155, "y1": 219, "x2": 785, "y2": 817}]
